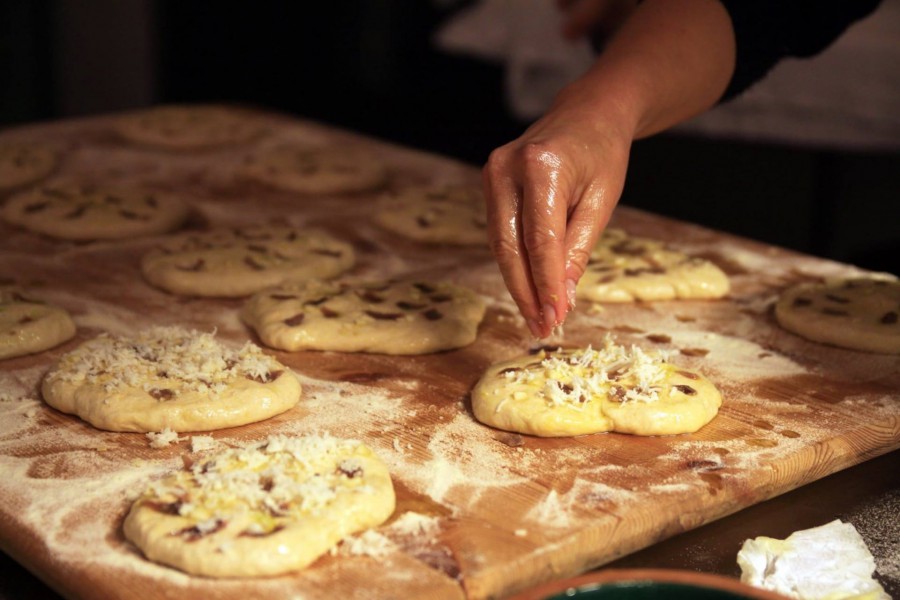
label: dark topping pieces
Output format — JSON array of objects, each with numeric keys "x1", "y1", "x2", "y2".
[
  {"x1": 149, "y1": 388, "x2": 175, "y2": 401},
  {"x1": 676, "y1": 370, "x2": 700, "y2": 380},
  {"x1": 792, "y1": 297, "x2": 812, "y2": 307},
  {"x1": 414, "y1": 283, "x2": 436, "y2": 294},
  {"x1": 359, "y1": 291, "x2": 384, "y2": 303},
  {"x1": 244, "y1": 256, "x2": 266, "y2": 271},
  {"x1": 269, "y1": 293, "x2": 297, "y2": 301},
  {"x1": 177, "y1": 258, "x2": 205, "y2": 272},
  {"x1": 247, "y1": 370, "x2": 283, "y2": 384},
  {"x1": 366, "y1": 310, "x2": 402, "y2": 321},
  {"x1": 881, "y1": 311, "x2": 898, "y2": 325},
  {"x1": 824, "y1": 294, "x2": 850, "y2": 304},
  {"x1": 311, "y1": 248, "x2": 342, "y2": 258},
  {"x1": 320, "y1": 307, "x2": 339, "y2": 318},
  {"x1": 422, "y1": 308, "x2": 443, "y2": 321},
  {"x1": 397, "y1": 301, "x2": 426, "y2": 310},
  {"x1": 673, "y1": 384, "x2": 697, "y2": 396},
  {"x1": 337, "y1": 463, "x2": 364, "y2": 478},
  {"x1": 284, "y1": 313, "x2": 305, "y2": 326},
  {"x1": 821, "y1": 308, "x2": 848, "y2": 317},
  {"x1": 176, "y1": 518, "x2": 226, "y2": 541}
]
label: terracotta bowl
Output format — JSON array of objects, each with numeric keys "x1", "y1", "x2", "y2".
[{"x1": 509, "y1": 569, "x2": 791, "y2": 600}]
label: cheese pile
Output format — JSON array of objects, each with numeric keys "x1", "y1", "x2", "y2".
[
  {"x1": 145, "y1": 434, "x2": 375, "y2": 534},
  {"x1": 738, "y1": 520, "x2": 888, "y2": 600},
  {"x1": 504, "y1": 335, "x2": 670, "y2": 407},
  {"x1": 45, "y1": 326, "x2": 278, "y2": 396}
]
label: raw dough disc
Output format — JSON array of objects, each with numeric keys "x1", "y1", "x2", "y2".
[
  {"x1": 141, "y1": 225, "x2": 355, "y2": 298},
  {"x1": 577, "y1": 228, "x2": 729, "y2": 302},
  {"x1": 41, "y1": 326, "x2": 301, "y2": 432},
  {"x1": 241, "y1": 144, "x2": 387, "y2": 194},
  {"x1": 0, "y1": 290, "x2": 76, "y2": 360},
  {"x1": 472, "y1": 337, "x2": 722, "y2": 437},
  {"x1": 0, "y1": 142, "x2": 58, "y2": 192},
  {"x1": 242, "y1": 278, "x2": 486, "y2": 354},
  {"x1": 115, "y1": 105, "x2": 265, "y2": 150},
  {"x1": 2, "y1": 183, "x2": 190, "y2": 241},
  {"x1": 775, "y1": 277, "x2": 900, "y2": 354},
  {"x1": 123, "y1": 434, "x2": 395, "y2": 577},
  {"x1": 374, "y1": 184, "x2": 487, "y2": 246}
]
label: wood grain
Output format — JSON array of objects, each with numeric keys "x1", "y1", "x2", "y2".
[{"x1": 0, "y1": 108, "x2": 897, "y2": 600}]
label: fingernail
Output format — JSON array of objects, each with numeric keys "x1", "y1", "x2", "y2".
[
  {"x1": 566, "y1": 279, "x2": 577, "y2": 309},
  {"x1": 542, "y1": 303, "x2": 558, "y2": 333},
  {"x1": 527, "y1": 319, "x2": 543, "y2": 339}
]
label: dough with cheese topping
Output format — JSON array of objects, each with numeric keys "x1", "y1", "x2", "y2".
[
  {"x1": 141, "y1": 225, "x2": 354, "y2": 298},
  {"x1": 578, "y1": 228, "x2": 729, "y2": 303},
  {"x1": 123, "y1": 433, "x2": 395, "y2": 577},
  {"x1": 775, "y1": 277, "x2": 900, "y2": 354},
  {"x1": 241, "y1": 144, "x2": 387, "y2": 195},
  {"x1": 2, "y1": 182, "x2": 190, "y2": 241},
  {"x1": 115, "y1": 105, "x2": 265, "y2": 150},
  {"x1": 374, "y1": 184, "x2": 487, "y2": 246},
  {"x1": 472, "y1": 337, "x2": 721, "y2": 437},
  {"x1": 0, "y1": 290, "x2": 76, "y2": 360},
  {"x1": 242, "y1": 279, "x2": 486, "y2": 354},
  {"x1": 41, "y1": 326, "x2": 301, "y2": 432},
  {"x1": 0, "y1": 142, "x2": 57, "y2": 192}
]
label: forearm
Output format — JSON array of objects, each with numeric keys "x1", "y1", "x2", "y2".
[{"x1": 551, "y1": 0, "x2": 736, "y2": 140}]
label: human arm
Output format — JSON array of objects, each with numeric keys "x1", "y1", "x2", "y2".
[{"x1": 483, "y1": 0, "x2": 736, "y2": 338}]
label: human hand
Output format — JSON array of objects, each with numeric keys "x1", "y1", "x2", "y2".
[
  {"x1": 556, "y1": 0, "x2": 638, "y2": 41},
  {"x1": 483, "y1": 83, "x2": 634, "y2": 338}
]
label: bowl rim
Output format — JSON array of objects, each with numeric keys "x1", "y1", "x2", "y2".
[{"x1": 508, "y1": 568, "x2": 792, "y2": 600}]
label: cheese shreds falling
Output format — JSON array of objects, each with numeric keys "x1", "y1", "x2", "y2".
[
  {"x1": 144, "y1": 434, "x2": 376, "y2": 532},
  {"x1": 506, "y1": 335, "x2": 670, "y2": 408},
  {"x1": 45, "y1": 326, "x2": 280, "y2": 397}
]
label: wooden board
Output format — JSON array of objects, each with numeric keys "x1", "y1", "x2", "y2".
[{"x1": 0, "y1": 109, "x2": 898, "y2": 600}]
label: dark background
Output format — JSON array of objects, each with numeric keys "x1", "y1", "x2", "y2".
[{"x1": 1, "y1": 1, "x2": 898, "y2": 273}]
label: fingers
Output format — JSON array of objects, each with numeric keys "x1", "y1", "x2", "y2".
[
  {"x1": 560, "y1": 0, "x2": 636, "y2": 41},
  {"x1": 483, "y1": 148, "x2": 544, "y2": 338}
]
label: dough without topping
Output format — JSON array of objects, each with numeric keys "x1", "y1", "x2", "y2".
[
  {"x1": 241, "y1": 144, "x2": 388, "y2": 195},
  {"x1": 123, "y1": 434, "x2": 395, "y2": 577},
  {"x1": 242, "y1": 278, "x2": 486, "y2": 354},
  {"x1": 141, "y1": 225, "x2": 355, "y2": 298},
  {"x1": 374, "y1": 184, "x2": 488, "y2": 246},
  {"x1": 41, "y1": 326, "x2": 301, "y2": 432},
  {"x1": 472, "y1": 337, "x2": 721, "y2": 437},
  {"x1": 0, "y1": 290, "x2": 76, "y2": 360},
  {"x1": 2, "y1": 183, "x2": 190, "y2": 241},
  {"x1": 578, "y1": 228, "x2": 729, "y2": 302},
  {"x1": 775, "y1": 277, "x2": 900, "y2": 354},
  {"x1": 115, "y1": 105, "x2": 264, "y2": 150}
]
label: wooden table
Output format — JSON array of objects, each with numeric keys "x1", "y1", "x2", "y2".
[{"x1": 1, "y1": 108, "x2": 898, "y2": 599}]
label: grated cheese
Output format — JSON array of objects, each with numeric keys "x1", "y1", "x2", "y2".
[{"x1": 147, "y1": 428, "x2": 185, "y2": 448}]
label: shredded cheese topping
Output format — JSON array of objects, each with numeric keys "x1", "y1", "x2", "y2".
[
  {"x1": 46, "y1": 326, "x2": 280, "y2": 398},
  {"x1": 144, "y1": 434, "x2": 376, "y2": 533},
  {"x1": 504, "y1": 335, "x2": 671, "y2": 408}
]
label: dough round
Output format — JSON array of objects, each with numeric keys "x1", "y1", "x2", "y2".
[
  {"x1": 2, "y1": 183, "x2": 190, "y2": 241},
  {"x1": 41, "y1": 326, "x2": 301, "y2": 432},
  {"x1": 472, "y1": 337, "x2": 722, "y2": 437},
  {"x1": 242, "y1": 279, "x2": 486, "y2": 354},
  {"x1": 241, "y1": 144, "x2": 387, "y2": 194},
  {"x1": 123, "y1": 434, "x2": 395, "y2": 577},
  {"x1": 141, "y1": 225, "x2": 355, "y2": 298},
  {"x1": 0, "y1": 142, "x2": 57, "y2": 192},
  {"x1": 374, "y1": 184, "x2": 487, "y2": 245},
  {"x1": 775, "y1": 277, "x2": 900, "y2": 354},
  {"x1": 577, "y1": 228, "x2": 730, "y2": 302},
  {"x1": 115, "y1": 105, "x2": 264, "y2": 150},
  {"x1": 0, "y1": 290, "x2": 76, "y2": 360}
]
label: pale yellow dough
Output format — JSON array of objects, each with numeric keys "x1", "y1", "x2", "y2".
[
  {"x1": 115, "y1": 105, "x2": 264, "y2": 150},
  {"x1": 0, "y1": 291, "x2": 76, "y2": 360},
  {"x1": 242, "y1": 279, "x2": 486, "y2": 354},
  {"x1": 141, "y1": 225, "x2": 354, "y2": 298},
  {"x1": 241, "y1": 144, "x2": 388, "y2": 194},
  {"x1": 0, "y1": 142, "x2": 57, "y2": 192},
  {"x1": 123, "y1": 434, "x2": 395, "y2": 577},
  {"x1": 374, "y1": 184, "x2": 488, "y2": 245},
  {"x1": 41, "y1": 326, "x2": 301, "y2": 432},
  {"x1": 775, "y1": 277, "x2": 900, "y2": 354},
  {"x1": 472, "y1": 338, "x2": 721, "y2": 437},
  {"x1": 2, "y1": 183, "x2": 189, "y2": 241},
  {"x1": 577, "y1": 228, "x2": 729, "y2": 302}
]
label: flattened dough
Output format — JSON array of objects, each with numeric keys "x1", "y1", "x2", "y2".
[
  {"x1": 0, "y1": 290, "x2": 76, "y2": 360},
  {"x1": 241, "y1": 144, "x2": 387, "y2": 194},
  {"x1": 115, "y1": 105, "x2": 264, "y2": 150},
  {"x1": 2, "y1": 183, "x2": 190, "y2": 241},
  {"x1": 242, "y1": 279, "x2": 486, "y2": 354},
  {"x1": 141, "y1": 225, "x2": 354, "y2": 297},
  {"x1": 374, "y1": 184, "x2": 487, "y2": 245},
  {"x1": 472, "y1": 337, "x2": 721, "y2": 437},
  {"x1": 41, "y1": 326, "x2": 301, "y2": 432},
  {"x1": 123, "y1": 434, "x2": 395, "y2": 577},
  {"x1": 578, "y1": 228, "x2": 729, "y2": 302},
  {"x1": 775, "y1": 276, "x2": 900, "y2": 354},
  {"x1": 0, "y1": 142, "x2": 57, "y2": 192}
]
